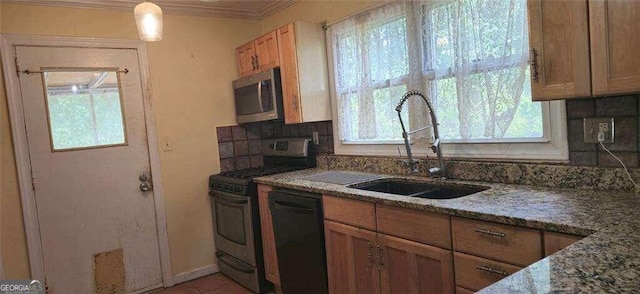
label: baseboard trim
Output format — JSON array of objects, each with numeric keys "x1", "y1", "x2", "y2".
[{"x1": 171, "y1": 263, "x2": 219, "y2": 285}]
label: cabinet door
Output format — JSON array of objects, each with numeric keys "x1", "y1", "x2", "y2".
[
  {"x1": 324, "y1": 220, "x2": 381, "y2": 294},
  {"x1": 236, "y1": 41, "x2": 256, "y2": 78},
  {"x1": 527, "y1": 0, "x2": 591, "y2": 100},
  {"x1": 257, "y1": 185, "x2": 279, "y2": 285},
  {"x1": 543, "y1": 232, "x2": 583, "y2": 256},
  {"x1": 590, "y1": 0, "x2": 640, "y2": 95},
  {"x1": 255, "y1": 31, "x2": 280, "y2": 71},
  {"x1": 277, "y1": 23, "x2": 303, "y2": 124},
  {"x1": 378, "y1": 234, "x2": 454, "y2": 294}
]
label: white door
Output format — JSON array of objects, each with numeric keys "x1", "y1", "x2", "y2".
[{"x1": 15, "y1": 46, "x2": 162, "y2": 293}]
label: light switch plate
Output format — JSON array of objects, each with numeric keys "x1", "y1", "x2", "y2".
[{"x1": 583, "y1": 117, "x2": 614, "y2": 143}]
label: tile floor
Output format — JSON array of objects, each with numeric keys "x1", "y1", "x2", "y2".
[{"x1": 153, "y1": 273, "x2": 252, "y2": 294}]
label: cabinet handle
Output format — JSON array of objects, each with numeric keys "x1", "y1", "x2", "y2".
[
  {"x1": 529, "y1": 48, "x2": 539, "y2": 82},
  {"x1": 376, "y1": 244, "x2": 384, "y2": 270},
  {"x1": 251, "y1": 55, "x2": 257, "y2": 70},
  {"x1": 476, "y1": 265, "x2": 508, "y2": 276},
  {"x1": 473, "y1": 228, "x2": 507, "y2": 238},
  {"x1": 254, "y1": 54, "x2": 260, "y2": 70},
  {"x1": 367, "y1": 241, "x2": 373, "y2": 270}
]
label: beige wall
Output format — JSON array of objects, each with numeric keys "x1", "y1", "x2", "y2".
[
  {"x1": 260, "y1": 0, "x2": 382, "y2": 32},
  {"x1": 0, "y1": 3, "x2": 261, "y2": 278}
]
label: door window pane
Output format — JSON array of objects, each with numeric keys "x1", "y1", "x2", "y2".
[{"x1": 43, "y1": 69, "x2": 126, "y2": 151}]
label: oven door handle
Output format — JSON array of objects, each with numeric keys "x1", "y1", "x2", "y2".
[
  {"x1": 216, "y1": 251, "x2": 255, "y2": 274},
  {"x1": 209, "y1": 192, "x2": 248, "y2": 205},
  {"x1": 272, "y1": 200, "x2": 315, "y2": 215}
]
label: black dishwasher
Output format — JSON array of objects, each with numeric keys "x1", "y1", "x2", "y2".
[{"x1": 269, "y1": 189, "x2": 327, "y2": 294}]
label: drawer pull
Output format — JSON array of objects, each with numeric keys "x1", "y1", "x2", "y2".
[
  {"x1": 473, "y1": 228, "x2": 507, "y2": 238},
  {"x1": 476, "y1": 265, "x2": 508, "y2": 276}
]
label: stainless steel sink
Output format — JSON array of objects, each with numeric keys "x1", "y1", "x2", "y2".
[{"x1": 348, "y1": 179, "x2": 489, "y2": 199}]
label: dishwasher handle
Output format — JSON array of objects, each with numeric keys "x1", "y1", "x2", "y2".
[{"x1": 272, "y1": 200, "x2": 315, "y2": 215}]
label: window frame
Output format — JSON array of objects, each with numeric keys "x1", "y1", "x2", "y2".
[{"x1": 326, "y1": 1, "x2": 568, "y2": 162}]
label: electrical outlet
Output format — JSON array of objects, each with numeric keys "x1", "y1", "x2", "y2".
[
  {"x1": 312, "y1": 131, "x2": 319, "y2": 145},
  {"x1": 583, "y1": 117, "x2": 614, "y2": 143}
]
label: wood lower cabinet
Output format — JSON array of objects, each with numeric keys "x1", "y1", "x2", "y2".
[
  {"x1": 257, "y1": 184, "x2": 279, "y2": 285},
  {"x1": 378, "y1": 234, "x2": 454, "y2": 294},
  {"x1": 589, "y1": 0, "x2": 640, "y2": 95},
  {"x1": 544, "y1": 232, "x2": 583, "y2": 256},
  {"x1": 452, "y1": 217, "x2": 542, "y2": 267},
  {"x1": 454, "y1": 252, "x2": 522, "y2": 291},
  {"x1": 324, "y1": 220, "x2": 380, "y2": 294},
  {"x1": 527, "y1": 0, "x2": 591, "y2": 100}
]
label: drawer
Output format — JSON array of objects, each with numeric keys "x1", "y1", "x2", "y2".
[
  {"x1": 322, "y1": 195, "x2": 376, "y2": 230},
  {"x1": 452, "y1": 217, "x2": 542, "y2": 266},
  {"x1": 376, "y1": 205, "x2": 451, "y2": 249},
  {"x1": 454, "y1": 252, "x2": 521, "y2": 291},
  {"x1": 456, "y1": 286, "x2": 475, "y2": 294},
  {"x1": 544, "y1": 231, "x2": 583, "y2": 256}
]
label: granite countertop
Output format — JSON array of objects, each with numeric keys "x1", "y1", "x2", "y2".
[{"x1": 254, "y1": 168, "x2": 640, "y2": 293}]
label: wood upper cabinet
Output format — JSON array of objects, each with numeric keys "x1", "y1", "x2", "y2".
[
  {"x1": 277, "y1": 22, "x2": 331, "y2": 124},
  {"x1": 257, "y1": 184, "x2": 280, "y2": 285},
  {"x1": 255, "y1": 31, "x2": 280, "y2": 71},
  {"x1": 378, "y1": 234, "x2": 454, "y2": 294},
  {"x1": 589, "y1": 0, "x2": 640, "y2": 95},
  {"x1": 324, "y1": 220, "x2": 381, "y2": 294},
  {"x1": 235, "y1": 31, "x2": 280, "y2": 78},
  {"x1": 528, "y1": 0, "x2": 640, "y2": 100},
  {"x1": 527, "y1": 0, "x2": 591, "y2": 100},
  {"x1": 236, "y1": 41, "x2": 257, "y2": 78}
]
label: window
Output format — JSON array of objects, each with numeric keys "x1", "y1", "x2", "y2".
[
  {"x1": 424, "y1": 0, "x2": 541, "y2": 141},
  {"x1": 43, "y1": 69, "x2": 127, "y2": 151},
  {"x1": 327, "y1": 0, "x2": 567, "y2": 160},
  {"x1": 330, "y1": 4, "x2": 411, "y2": 143}
]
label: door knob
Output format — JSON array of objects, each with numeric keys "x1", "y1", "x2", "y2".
[
  {"x1": 139, "y1": 173, "x2": 149, "y2": 182},
  {"x1": 140, "y1": 182, "x2": 152, "y2": 192}
]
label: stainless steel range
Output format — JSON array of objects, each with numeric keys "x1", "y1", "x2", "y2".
[{"x1": 208, "y1": 138, "x2": 315, "y2": 293}]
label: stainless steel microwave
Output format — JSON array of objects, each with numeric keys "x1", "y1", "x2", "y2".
[{"x1": 232, "y1": 68, "x2": 283, "y2": 124}]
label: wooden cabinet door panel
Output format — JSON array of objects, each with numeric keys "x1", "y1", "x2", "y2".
[
  {"x1": 379, "y1": 234, "x2": 454, "y2": 294},
  {"x1": 590, "y1": 0, "x2": 640, "y2": 95},
  {"x1": 527, "y1": 0, "x2": 591, "y2": 100},
  {"x1": 543, "y1": 231, "x2": 583, "y2": 256},
  {"x1": 255, "y1": 31, "x2": 280, "y2": 71},
  {"x1": 277, "y1": 23, "x2": 303, "y2": 124},
  {"x1": 257, "y1": 184, "x2": 279, "y2": 284},
  {"x1": 324, "y1": 220, "x2": 380, "y2": 294},
  {"x1": 236, "y1": 41, "x2": 256, "y2": 78}
]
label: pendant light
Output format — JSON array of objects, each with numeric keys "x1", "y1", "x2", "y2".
[{"x1": 134, "y1": 1, "x2": 163, "y2": 41}]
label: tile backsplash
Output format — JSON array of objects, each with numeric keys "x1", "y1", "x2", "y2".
[
  {"x1": 216, "y1": 95, "x2": 638, "y2": 172},
  {"x1": 567, "y1": 95, "x2": 639, "y2": 167},
  {"x1": 216, "y1": 120, "x2": 333, "y2": 172}
]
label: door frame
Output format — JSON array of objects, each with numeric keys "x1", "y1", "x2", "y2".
[{"x1": 0, "y1": 34, "x2": 174, "y2": 287}]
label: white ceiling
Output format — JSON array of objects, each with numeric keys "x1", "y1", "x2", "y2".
[{"x1": 0, "y1": 0, "x2": 297, "y2": 19}]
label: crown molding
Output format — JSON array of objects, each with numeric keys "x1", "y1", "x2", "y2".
[{"x1": 0, "y1": 0, "x2": 297, "y2": 19}]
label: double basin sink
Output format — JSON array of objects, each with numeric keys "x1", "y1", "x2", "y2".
[{"x1": 348, "y1": 178, "x2": 489, "y2": 200}]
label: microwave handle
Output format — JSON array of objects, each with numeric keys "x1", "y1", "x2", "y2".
[{"x1": 257, "y1": 82, "x2": 264, "y2": 111}]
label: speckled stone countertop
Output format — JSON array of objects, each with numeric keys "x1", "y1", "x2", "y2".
[{"x1": 254, "y1": 168, "x2": 640, "y2": 293}]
